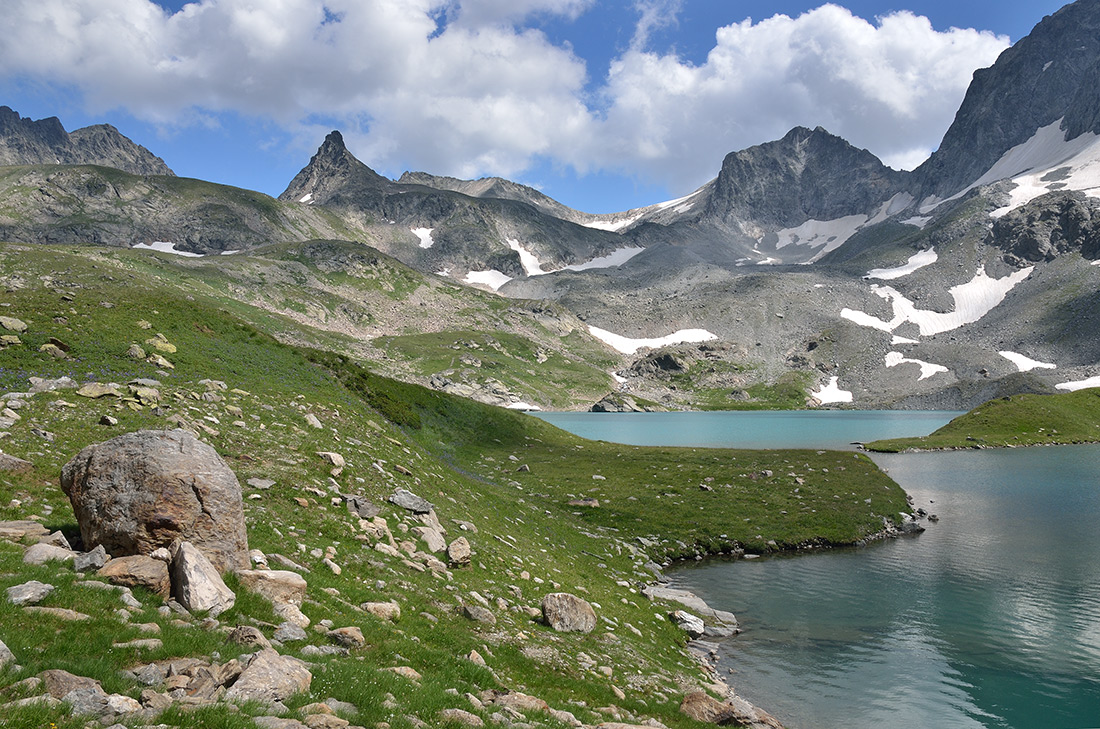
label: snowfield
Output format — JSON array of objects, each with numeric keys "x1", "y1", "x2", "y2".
[
  {"x1": 1056, "y1": 375, "x2": 1100, "y2": 392},
  {"x1": 506, "y1": 239, "x2": 548, "y2": 276},
  {"x1": 999, "y1": 351, "x2": 1057, "y2": 372},
  {"x1": 774, "y1": 214, "x2": 868, "y2": 261},
  {"x1": 841, "y1": 266, "x2": 1033, "y2": 337},
  {"x1": 563, "y1": 247, "x2": 644, "y2": 272},
  {"x1": 865, "y1": 248, "x2": 938, "y2": 280},
  {"x1": 587, "y1": 325, "x2": 717, "y2": 355},
  {"x1": 885, "y1": 351, "x2": 949, "y2": 380},
  {"x1": 463, "y1": 270, "x2": 513, "y2": 291},
  {"x1": 132, "y1": 242, "x2": 203, "y2": 258},
  {"x1": 412, "y1": 228, "x2": 435, "y2": 249},
  {"x1": 811, "y1": 376, "x2": 853, "y2": 404}
]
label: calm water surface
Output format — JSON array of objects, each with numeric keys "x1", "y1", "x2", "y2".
[
  {"x1": 536, "y1": 411, "x2": 1100, "y2": 729},
  {"x1": 533, "y1": 410, "x2": 961, "y2": 450}
]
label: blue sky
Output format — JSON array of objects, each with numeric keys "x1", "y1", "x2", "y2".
[{"x1": 0, "y1": 0, "x2": 1069, "y2": 213}]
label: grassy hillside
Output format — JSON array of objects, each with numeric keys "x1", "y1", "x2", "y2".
[
  {"x1": 0, "y1": 241, "x2": 909, "y2": 729},
  {"x1": 866, "y1": 388, "x2": 1100, "y2": 451}
]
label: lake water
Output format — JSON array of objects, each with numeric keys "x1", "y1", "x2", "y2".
[
  {"x1": 535, "y1": 411, "x2": 1100, "y2": 729},
  {"x1": 533, "y1": 410, "x2": 962, "y2": 451}
]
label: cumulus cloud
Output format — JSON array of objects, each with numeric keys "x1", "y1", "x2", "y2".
[
  {"x1": 0, "y1": 0, "x2": 1010, "y2": 198},
  {"x1": 584, "y1": 4, "x2": 1010, "y2": 189}
]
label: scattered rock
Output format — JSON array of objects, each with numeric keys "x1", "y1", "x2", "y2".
[
  {"x1": 385, "y1": 666, "x2": 422, "y2": 682},
  {"x1": 411, "y1": 526, "x2": 447, "y2": 554},
  {"x1": 98, "y1": 555, "x2": 171, "y2": 598},
  {"x1": 229, "y1": 625, "x2": 272, "y2": 649},
  {"x1": 40, "y1": 669, "x2": 101, "y2": 699},
  {"x1": 22, "y1": 606, "x2": 90, "y2": 621},
  {"x1": 568, "y1": 497, "x2": 600, "y2": 508},
  {"x1": 389, "y1": 488, "x2": 433, "y2": 514},
  {"x1": 541, "y1": 593, "x2": 597, "y2": 633},
  {"x1": 76, "y1": 382, "x2": 121, "y2": 399},
  {"x1": 344, "y1": 495, "x2": 380, "y2": 519},
  {"x1": 447, "y1": 536, "x2": 472, "y2": 567},
  {"x1": 0, "y1": 316, "x2": 27, "y2": 333},
  {"x1": 305, "y1": 414, "x2": 323, "y2": 429},
  {"x1": 274, "y1": 621, "x2": 309, "y2": 643},
  {"x1": 61, "y1": 429, "x2": 250, "y2": 572},
  {"x1": 6, "y1": 580, "x2": 54, "y2": 605},
  {"x1": 462, "y1": 605, "x2": 496, "y2": 624},
  {"x1": 0, "y1": 637, "x2": 15, "y2": 670},
  {"x1": 225, "y1": 648, "x2": 312, "y2": 705},
  {"x1": 0, "y1": 520, "x2": 50, "y2": 541},
  {"x1": 73, "y1": 544, "x2": 110, "y2": 572},
  {"x1": 679, "y1": 691, "x2": 784, "y2": 729},
  {"x1": 361, "y1": 601, "x2": 401, "y2": 621},
  {"x1": 0, "y1": 454, "x2": 32, "y2": 473},
  {"x1": 124, "y1": 344, "x2": 146, "y2": 360},
  {"x1": 439, "y1": 708, "x2": 484, "y2": 727},
  {"x1": 327, "y1": 626, "x2": 365, "y2": 649},
  {"x1": 171, "y1": 541, "x2": 236, "y2": 615}
]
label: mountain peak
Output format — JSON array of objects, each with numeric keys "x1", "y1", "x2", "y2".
[
  {"x1": 0, "y1": 106, "x2": 173, "y2": 175},
  {"x1": 706, "y1": 125, "x2": 904, "y2": 228},
  {"x1": 278, "y1": 130, "x2": 389, "y2": 204}
]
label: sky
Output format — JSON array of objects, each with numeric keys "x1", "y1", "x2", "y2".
[{"x1": 0, "y1": 0, "x2": 1071, "y2": 213}]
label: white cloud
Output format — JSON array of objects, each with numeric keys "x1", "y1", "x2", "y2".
[
  {"x1": 0, "y1": 1, "x2": 1010, "y2": 199},
  {"x1": 584, "y1": 5, "x2": 1010, "y2": 188}
]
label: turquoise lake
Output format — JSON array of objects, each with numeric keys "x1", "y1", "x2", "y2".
[{"x1": 533, "y1": 411, "x2": 1100, "y2": 729}]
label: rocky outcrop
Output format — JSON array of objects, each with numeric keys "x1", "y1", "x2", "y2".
[
  {"x1": 680, "y1": 690, "x2": 784, "y2": 729},
  {"x1": 60, "y1": 429, "x2": 249, "y2": 573},
  {"x1": 988, "y1": 191, "x2": 1100, "y2": 263},
  {"x1": 706, "y1": 126, "x2": 905, "y2": 229},
  {"x1": 0, "y1": 106, "x2": 174, "y2": 175}
]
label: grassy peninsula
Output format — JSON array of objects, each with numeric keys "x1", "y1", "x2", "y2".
[
  {"x1": 865, "y1": 389, "x2": 1100, "y2": 452},
  {"x1": 0, "y1": 243, "x2": 909, "y2": 729}
]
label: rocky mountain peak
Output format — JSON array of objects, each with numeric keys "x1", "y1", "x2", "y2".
[
  {"x1": 0, "y1": 105, "x2": 173, "y2": 176},
  {"x1": 278, "y1": 130, "x2": 390, "y2": 204},
  {"x1": 917, "y1": 0, "x2": 1100, "y2": 198},
  {"x1": 705, "y1": 125, "x2": 904, "y2": 228}
]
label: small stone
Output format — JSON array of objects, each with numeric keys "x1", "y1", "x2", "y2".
[
  {"x1": 438, "y1": 708, "x2": 484, "y2": 727},
  {"x1": 113, "y1": 638, "x2": 163, "y2": 650},
  {"x1": 305, "y1": 414, "x2": 323, "y2": 429},
  {"x1": 0, "y1": 637, "x2": 15, "y2": 670},
  {"x1": 361, "y1": 601, "x2": 401, "y2": 621},
  {"x1": 385, "y1": 666, "x2": 422, "y2": 682},
  {"x1": 125, "y1": 344, "x2": 146, "y2": 360},
  {"x1": 99, "y1": 415, "x2": 120, "y2": 426},
  {"x1": 462, "y1": 605, "x2": 496, "y2": 625},
  {"x1": 22, "y1": 606, "x2": 91, "y2": 621},
  {"x1": 274, "y1": 621, "x2": 309, "y2": 643},
  {"x1": 7, "y1": 580, "x2": 54, "y2": 605},
  {"x1": 328, "y1": 626, "x2": 365, "y2": 649},
  {"x1": 98, "y1": 555, "x2": 171, "y2": 598},
  {"x1": 0, "y1": 454, "x2": 32, "y2": 472}
]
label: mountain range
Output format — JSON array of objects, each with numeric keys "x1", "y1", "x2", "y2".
[{"x1": 1, "y1": 0, "x2": 1099, "y2": 411}]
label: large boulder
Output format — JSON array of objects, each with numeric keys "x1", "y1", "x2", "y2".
[
  {"x1": 60, "y1": 429, "x2": 248, "y2": 572},
  {"x1": 224, "y1": 648, "x2": 312, "y2": 705},
  {"x1": 541, "y1": 593, "x2": 597, "y2": 633}
]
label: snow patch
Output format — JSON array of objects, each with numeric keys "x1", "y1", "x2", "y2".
[
  {"x1": 865, "y1": 248, "x2": 937, "y2": 280},
  {"x1": 811, "y1": 376, "x2": 853, "y2": 404},
  {"x1": 841, "y1": 266, "x2": 1033, "y2": 337},
  {"x1": 587, "y1": 326, "x2": 717, "y2": 355},
  {"x1": 1056, "y1": 376, "x2": 1100, "y2": 392},
  {"x1": 562, "y1": 247, "x2": 645, "y2": 272},
  {"x1": 506, "y1": 402, "x2": 541, "y2": 411},
  {"x1": 132, "y1": 242, "x2": 203, "y2": 258},
  {"x1": 298, "y1": 192, "x2": 313, "y2": 204},
  {"x1": 582, "y1": 215, "x2": 643, "y2": 232},
  {"x1": 220, "y1": 250, "x2": 240, "y2": 256},
  {"x1": 901, "y1": 216, "x2": 932, "y2": 229},
  {"x1": 885, "y1": 351, "x2": 949, "y2": 380},
  {"x1": 999, "y1": 351, "x2": 1057, "y2": 372},
  {"x1": 1093, "y1": 260, "x2": 1100, "y2": 266},
  {"x1": 892, "y1": 335, "x2": 919, "y2": 345},
  {"x1": 506, "y1": 239, "x2": 548, "y2": 276},
  {"x1": 774, "y1": 214, "x2": 868, "y2": 260},
  {"x1": 463, "y1": 270, "x2": 513, "y2": 291},
  {"x1": 435, "y1": 267, "x2": 452, "y2": 277},
  {"x1": 412, "y1": 228, "x2": 434, "y2": 249},
  {"x1": 866, "y1": 192, "x2": 915, "y2": 227},
  {"x1": 612, "y1": 373, "x2": 627, "y2": 384},
  {"x1": 756, "y1": 257, "x2": 781, "y2": 265}
]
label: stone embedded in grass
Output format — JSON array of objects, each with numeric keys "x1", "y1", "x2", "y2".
[
  {"x1": 6, "y1": 580, "x2": 54, "y2": 605},
  {"x1": 0, "y1": 637, "x2": 15, "y2": 670},
  {"x1": 327, "y1": 626, "x2": 365, "y2": 649},
  {"x1": 360, "y1": 601, "x2": 401, "y2": 621},
  {"x1": 228, "y1": 625, "x2": 272, "y2": 650},
  {"x1": 39, "y1": 342, "x2": 68, "y2": 359},
  {"x1": 541, "y1": 593, "x2": 597, "y2": 633},
  {"x1": 439, "y1": 708, "x2": 484, "y2": 727},
  {"x1": 447, "y1": 537, "x2": 472, "y2": 567},
  {"x1": 462, "y1": 604, "x2": 496, "y2": 624},
  {"x1": 22, "y1": 542, "x2": 74, "y2": 566},
  {"x1": 0, "y1": 454, "x2": 32, "y2": 473},
  {"x1": 0, "y1": 519, "x2": 48, "y2": 539},
  {"x1": 61, "y1": 428, "x2": 249, "y2": 573},
  {"x1": 0, "y1": 316, "x2": 28, "y2": 333}
]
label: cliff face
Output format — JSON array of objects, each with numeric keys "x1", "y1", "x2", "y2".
[
  {"x1": 915, "y1": 1, "x2": 1100, "y2": 198},
  {"x1": 0, "y1": 106, "x2": 174, "y2": 176}
]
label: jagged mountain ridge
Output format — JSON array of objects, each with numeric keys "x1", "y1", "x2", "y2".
[{"x1": 0, "y1": 105, "x2": 173, "y2": 176}]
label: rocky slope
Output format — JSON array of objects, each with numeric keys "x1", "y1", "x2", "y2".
[{"x1": 0, "y1": 105, "x2": 173, "y2": 176}]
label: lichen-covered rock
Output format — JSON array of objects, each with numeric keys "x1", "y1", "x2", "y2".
[
  {"x1": 447, "y1": 536, "x2": 472, "y2": 566},
  {"x1": 60, "y1": 429, "x2": 248, "y2": 572},
  {"x1": 541, "y1": 593, "x2": 597, "y2": 633}
]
